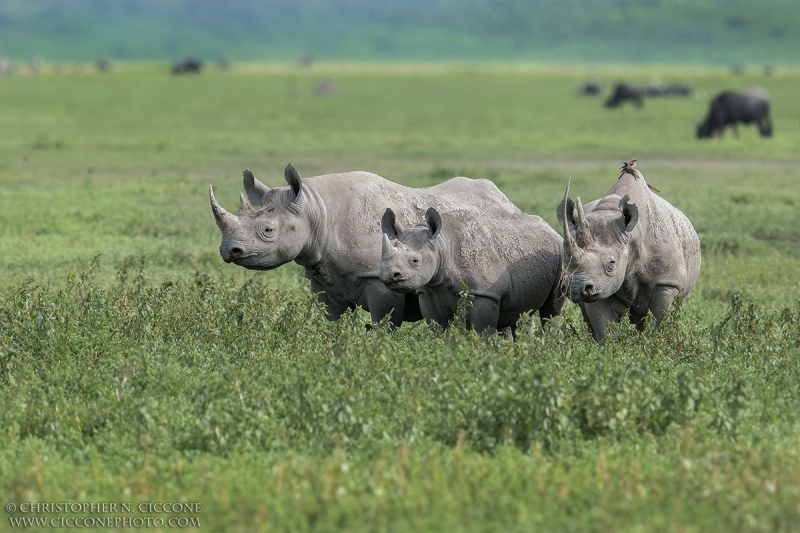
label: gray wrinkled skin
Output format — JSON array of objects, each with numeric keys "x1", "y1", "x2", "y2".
[
  {"x1": 210, "y1": 164, "x2": 521, "y2": 327},
  {"x1": 556, "y1": 168, "x2": 701, "y2": 343},
  {"x1": 379, "y1": 206, "x2": 565, "y2": 336}
]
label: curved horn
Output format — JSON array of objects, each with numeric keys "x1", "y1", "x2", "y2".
[
  {"x1": 238, "y1": 193, "x2": 255, "y2": 216},
  {"x1": 382, "y1": 233, "x2": 396, "y2": 259},
  {"x1": 560, "y1": 179, "x2": 582, "y2": 262},
  {"x1": 575, "y1": 197, "x2": 595, "y2": 249},
  {"x1": 209, "y1": 185, "x2": 239, "y2": 235}
]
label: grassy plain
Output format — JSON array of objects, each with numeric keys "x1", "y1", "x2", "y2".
[{"x1": 1, "y1": 62, "x2": 800, "y2": 532}]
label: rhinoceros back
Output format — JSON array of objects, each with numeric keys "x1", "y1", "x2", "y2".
[
  {"x1": 303, "y1": 172, "x2": 521, "y2": 241},
  {"x1": 645, "y1": 192, "x2": 701, "y2": 296}
]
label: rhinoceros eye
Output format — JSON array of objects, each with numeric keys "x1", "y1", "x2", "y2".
[
  {"x1": 258, "y1": 225, "x2": 274, "y2": 239},
  {"x1": 605, "y1": 257, "x2": 616, "y2": 274},
  {"x1": 410, "y1": 258, "x2": 420, "y2": 268}
]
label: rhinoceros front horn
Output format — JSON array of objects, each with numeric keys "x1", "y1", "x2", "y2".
[
  {"x1": 560, "y1": 179, "x2": 584, "y2": 263},
  {"x1": 209, "y1": 185, "x2": 239, "y2": 235},
  {"x1": 382, "y1": 233, "x2": 396, "y2": 259}
]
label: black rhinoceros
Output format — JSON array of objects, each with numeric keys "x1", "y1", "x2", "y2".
[
  {"x1": 210, "y1": 164, "x2": 521, "y2": 327},
  {"x1": 557, "y1": 162, "x2": 701, "y2": 343},
  {"x1": 378, "y1": 206, "x2": 565, "y2": 337}
]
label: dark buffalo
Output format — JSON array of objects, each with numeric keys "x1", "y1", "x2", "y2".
[
  {"x1": 697, "y1": 90, "x2": 773, "y2": 139},
  {"x1": 96, "y1": 57, "x2": 112, "y2": 72},
  {"x1": 578, "y1": 80, "x2": 602, "y2": 96},
  {"x1": 605, "y1": 83, "x2": 644, "y2": 108},
  {"x1": 171, "y1": 58, "x2": 203, "y2": 74}
]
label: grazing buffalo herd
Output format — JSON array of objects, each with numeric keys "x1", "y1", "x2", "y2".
[
  {"x1": 171, "y1": 58, "x2": 203, "y2": 74},
  {"x1": 211, "y1": 162, "x2": 701, "y2": 343},
  {"x1": 584, "y1": 78, "x2": 775, "y2": 139}
]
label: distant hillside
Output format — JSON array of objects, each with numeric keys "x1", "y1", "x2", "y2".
[{"x1": 1, "y1": 0, "x2": 798, "y2": 64}]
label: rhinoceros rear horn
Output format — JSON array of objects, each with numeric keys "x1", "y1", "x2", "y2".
[
  {"x1": 243, "y1": 169, "x2": 270, "y2": 206},
  {"x1": 209, "y1": 185, "x2": 239, "y2": 235},
  {"x1": 574, "y1": 197, "x2": 595, "y2": 248},
  {"x1": 238, "y1": 193, "x2": 255, "y2": 216}
]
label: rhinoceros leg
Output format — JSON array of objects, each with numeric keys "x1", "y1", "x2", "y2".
[
  {"x1": 468, "y1": 296, "x2": 501, "y2": 335},
  {"x1": 647, "y1": 285, "x2": 681, "y2": 329},
  {"x1": 582, "y1": 296, "x2": 629, "y2": 344},
  {"x1": 363, "y1": 279, "x2": 406, "y2": 327},
  {"x1": 402, "y1": 293, "x2": 424, "y2": 322},
  {"x1": 417, "y1": 291, "x2": 452, "y2": 330},
  {"x1": 499, "y1": 326, "x2": 516, "y2": 341},
  {"x1": 310, "y1": 279, "x2": 350, "y2": 321},
  {"x1": 538, "y1": 284, "x2": 568, "y2": 327}
]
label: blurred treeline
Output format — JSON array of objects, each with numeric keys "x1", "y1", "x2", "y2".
[{"x1": 0, "y1": 0, "x2": 798, "y2": 64}]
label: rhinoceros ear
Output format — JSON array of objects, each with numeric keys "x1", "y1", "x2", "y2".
[
  {"x1": 382, "y1": 208, "x2": 403, "y2": 239},
  {"x1": 556, "y1": 196, "x2": 577, "y2": 231},
  {"x1": 284, "y1": 163, "x2": 303, "y2": 202},
  {"x1": 243, "y1": 169, "x2": 270, "y2": 206},
  {"x1": 425, "y1": 207, "x2": 443, "y2": 240},
  {"x1": 619, "y1": 194, "x2": 639, "y2": 232}
]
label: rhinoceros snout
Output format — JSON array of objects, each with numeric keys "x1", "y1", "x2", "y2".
[
  {"x1": 221, "y1": 246, "x2": 245, "y2": 263},
  {"x1": 379, "y1": 269, "x2": 403, "y2": 285},
  {"x1": 563, "y1": 279, "x2": 596, "y2": 302}
]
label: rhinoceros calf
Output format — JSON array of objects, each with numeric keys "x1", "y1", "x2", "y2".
[
  {"x1": 557, "y1": 164, "x2": 701, "y2": 343},
  {"x1": 378, "y1": 206, "x2": 566, "y2": 336},
  {"x1": 210, "y1": 164, "x2": 521, "y2": 327}
]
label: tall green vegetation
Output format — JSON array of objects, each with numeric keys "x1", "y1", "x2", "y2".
[
  {"x1": 0, "y1": 64, "x2": 799, "y2": 530},
  {"x1": 1, "y1": 260, "x2": 800, "y2": 531}
]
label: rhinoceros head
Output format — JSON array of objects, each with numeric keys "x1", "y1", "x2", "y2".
[
  {"x1": 378, "y1": 207, "x2": 442, "y2": 294},
  {"x1": 556, "y1": 180, "x2": 639, "y2": 303},
  {"x1": 209, "y1": 164, "x2": 312, "y2": 270}
]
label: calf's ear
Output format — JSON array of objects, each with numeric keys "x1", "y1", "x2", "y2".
[
  {"x1": 425, "y1": 207, "x2": 443, "y2": 240},
  {"x1": 243, "y1": 169, "x2": 270, "y2": 206},
  {"x1": 382, "y1": 208, "x2": 403, "y2": 239},
  {"x1": 284, "y1": 163, "x2": 303, "y2": 202},
  {"x1": 619, "y1": 194, "x2": 639, "y2": 232}
]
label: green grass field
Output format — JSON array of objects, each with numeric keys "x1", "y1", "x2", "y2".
[{"x1": 1, "y1": 62, "x2": 800, "y2": 532}]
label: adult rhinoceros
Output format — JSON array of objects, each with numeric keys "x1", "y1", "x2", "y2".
[
  {"x1": 556, "y1": 161, "x2": 701, "y2": 343},
  {"x1": 378, "y1": 206, "x2": 565, "y2": 337},
  {"x1": 210, "y1": 164, "x2": 521, "y2": 327}
]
